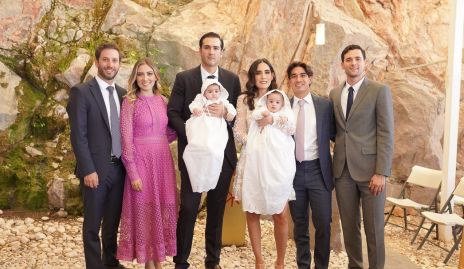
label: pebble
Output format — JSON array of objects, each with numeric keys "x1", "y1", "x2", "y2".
[
  {"x1": 25, "y1": 217, "x2": 34, "y2": 225},
  {"x1": 55, "y1": 208, "x2": 68, "y2": 218},
  {"x1": 35, "y1": 232, "x2": 46, "y2": 240},
  {"x1": 0, "y1": 209, "x2": 3, "y2": 215},
  {"x1": 41, "y1": 216, "x2": 49, "y2": 221},
  {"x1": 20, "y1": 236, "x2": 30, "y2": 244},
  {"x1": 57, "y1": 226, "x2": 66, "y2": 233}
]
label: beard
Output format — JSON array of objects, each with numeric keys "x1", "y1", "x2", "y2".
[{"x1": 98, "y1": 67, "x2": 119, "y2": 81}]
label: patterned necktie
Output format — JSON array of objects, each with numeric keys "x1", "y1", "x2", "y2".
[
  {"x1": 106, "y1": 86, "x2": 122, "y2": 157},
  {"x1": 296, "y1": 99, "x2": 305, "y2": 162},
  {"x1": 346, "y1": 87, "x2": 354, "y2": 120},
  {"x1": 207, "y1": 75, "x2": 216, "y2": 79}
]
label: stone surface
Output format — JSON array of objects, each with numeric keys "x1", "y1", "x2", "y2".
[
  {"x1": 55, "y1": 51, "x2": 91, "y2": 87},
  {"x1": 101, "y1": 0, "x2": 161, "y2": 37},
  {"x1": 0, "y1": 0, "x2": 52, "y2": 50},
  {"x1": 47, "y1": 177, "x2": 65, "y2": 209},
  {"x1": 0, "y1": 62, "x2": 21, "y2": 131},
  {"x1": 25, "y1": 146, "x2": 43, "y2": 157}
]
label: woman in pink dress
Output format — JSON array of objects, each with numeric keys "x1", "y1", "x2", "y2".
[{"x1": 117, "y1": 58, "x2": 177, "y2": 269}]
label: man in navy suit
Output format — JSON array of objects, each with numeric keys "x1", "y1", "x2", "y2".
[
  {"x1": 167, "y1": 32, "x2": 241, "y2": 269},
  {"x1": 287, "y1": 62, "x2": 334, "y2": 269},
  {"x1": 67, "y1": 43, "x2": 126, "y2": 269}
]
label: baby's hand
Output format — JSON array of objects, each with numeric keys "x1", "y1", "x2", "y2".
[
  {"x1": 192, "y1": 108, "x2": 203, "y2": 116},
  {"x1": 262, "y1": 110, "x2": 270, "y2": 117},
  {"x1": 278, "y1": 116, "x2": 288, "y2": 124}
]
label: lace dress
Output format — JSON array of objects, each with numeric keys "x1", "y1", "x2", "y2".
[
  {"x1": 117, "y1": 95, "x2": 177, "y2": 263},
  {"x1": 232, "y1": 95, "x2": 253, "y2": 200}
]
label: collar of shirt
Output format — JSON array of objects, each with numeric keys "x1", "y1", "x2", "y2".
[
  {"x1": 342, "y1": 76, "x2": 365, "y2": 95},
  {"x1": 95, "y1": 75, "x2": 116, "y2": 92},
  {"x1": 293, "y1": 93, "x2": 314, "y2": 110},
  {"x1": 200, "y1": 65, "x2": 219, "y2": 82}
]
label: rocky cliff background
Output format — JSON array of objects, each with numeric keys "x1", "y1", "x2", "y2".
[{"x1": 0, "y1": 0, "x2": 462, "y2": 215}]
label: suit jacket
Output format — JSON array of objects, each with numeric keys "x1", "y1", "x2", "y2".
[
  {"x1": 67, "y1": 77, "x2": 126, "y2": 180},
  {"x1": 329, "y1": 78, "x2": 394, "y2": 182},
  {"x1": 167, "y1": 65, "x2": 241, "y2": 172},
  {"x1": 291, "y1": 93, "x2": 335, "y2": 191}
]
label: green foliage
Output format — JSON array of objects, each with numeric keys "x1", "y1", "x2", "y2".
[
  {"x1": 0, "y1": 147, "x2": 48, "y2": 210},
  {"x1": 64, "y1": 180, "x2": 83, "y2": 215},
  {"x1": 6, "y1": 81, "x2": 45, "y2": 145}
]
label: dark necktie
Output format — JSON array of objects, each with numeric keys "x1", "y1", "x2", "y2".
[
  {"x1": 207, "y1": 75, "x2": 216, "y2": 79},
  {"x1": 106, "y1": 86, "x2": 121, "y2": 157},
  {"x1": 346, "y1": 87, "x2": 354, "y2": 120}
]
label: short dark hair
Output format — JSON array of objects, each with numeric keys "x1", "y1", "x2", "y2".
[
  {"x1": 199, "y1": 32, "x2": 224, "y2": 50},
  {"x1": 286, "y1": 61, "x2": 313, "y2": 78},
  {"x1": 95, "y1": 43, "x2": 122, "y2": 61},
  {"x1": 341, "y1": 44, "x2": 366, "y2": 62}
]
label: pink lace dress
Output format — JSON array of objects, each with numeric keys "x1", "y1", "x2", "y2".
[{"x1": 117, "y1": 94, "x2": 177, "y2": 263}]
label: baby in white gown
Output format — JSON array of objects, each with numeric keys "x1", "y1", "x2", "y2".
[
  {"x1": 241, "y1": 89, "x2": 296, "y2": 215},
  {"x1": 183, "y1": 79, "x2": 236, "y2": 193}
]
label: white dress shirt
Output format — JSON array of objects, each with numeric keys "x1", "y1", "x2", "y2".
[
  {"x1": 293, "y1": 94, "x2": 319, "y2": 161},
  {"x1": 341, "y1": 76, "x2": 365, "y2": 119},
  {"x1": 200, "y1": 65, "x2": 219, "y2": 82},
  {"x1": 95, "y1": 75, "x2": 120, "y2": 129}
]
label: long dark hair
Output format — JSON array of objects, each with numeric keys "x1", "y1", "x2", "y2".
[{"x1": 242, "y1": 58, "x2": 277, "y2": 110}]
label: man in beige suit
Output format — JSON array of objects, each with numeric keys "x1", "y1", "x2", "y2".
[{"x1": 329, "y1": 44, "x2": 393, "y2": 269}]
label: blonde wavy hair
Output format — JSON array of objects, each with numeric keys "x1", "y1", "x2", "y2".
[{"x1": 126, "y1": 58, "x2": 161, "y2": 102}]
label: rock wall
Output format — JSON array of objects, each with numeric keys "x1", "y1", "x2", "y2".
[{"x1": 0, "y1": 0, "x2": 462, "y2": 215}]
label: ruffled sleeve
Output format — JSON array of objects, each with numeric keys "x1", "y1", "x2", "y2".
[
  {"x1": 120, "y1": 98, "x2": 141, "y2": 182},
  {"x1": 188, "y1": 93, "x2": 204, "y2": 113},
  {"x1": 233, "y1": 95, "x2": 249, "y2": 145}
]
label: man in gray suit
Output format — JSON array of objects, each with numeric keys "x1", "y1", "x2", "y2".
[
  {"x1": 329, "y1": 44, "x2": 394, "y2": 269},
  {"x1": 287, "y1": 62, "x2": 335, "y2": 269}
]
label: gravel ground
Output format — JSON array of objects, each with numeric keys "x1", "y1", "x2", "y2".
[{"x1": 0, "y1": 210, "x2": 459, "y2": 268}]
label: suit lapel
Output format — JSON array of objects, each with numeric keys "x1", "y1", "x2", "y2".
[
  {"x1": 311, "y1": 94, "x2": 323, "y2": 144},
  {"x1": 115, "y1": 84, "x2": 125, "y2": 104},
  {"x1": 334, "y1": 85, "x2": 345, "y2": 125},
  {"x1": 346, "y1": 78, "x2": 369, "y2": 122},
  {"x1": 89, "y1": 78, "x2": 111, "y2": 131},
  {"x1": 193, "y1": 66, "x2": 203, "y2": 95}
]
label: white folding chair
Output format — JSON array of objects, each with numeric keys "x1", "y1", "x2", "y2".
[
  {"x1": 415, "y1": 177, "x2": 464, "y2": 264},
  {"x1": 384, "y1": 165, "x2": 442, "y2": 234}
]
